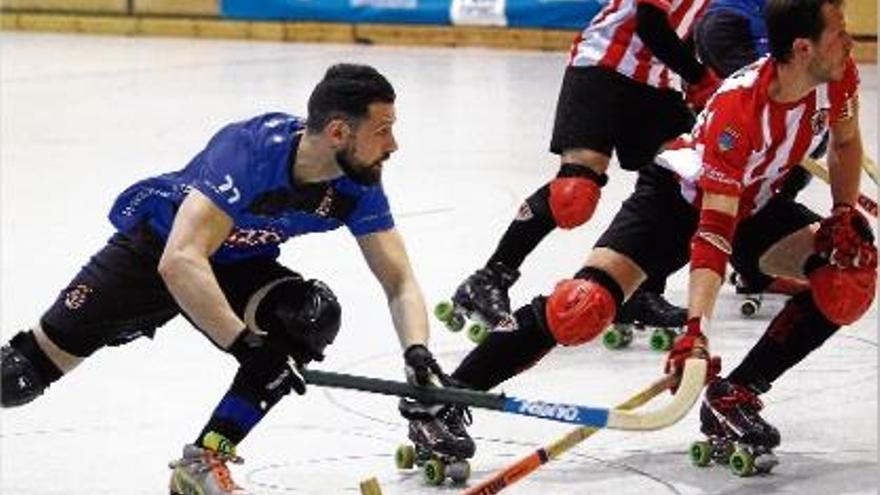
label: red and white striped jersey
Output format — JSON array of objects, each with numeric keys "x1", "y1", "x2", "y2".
[
  {"x1": 569, "y1": 0, "x2": 710, "y2": 90},
  {"x1": 656, "y1": 56, "x2": 860, "y2": 218}
]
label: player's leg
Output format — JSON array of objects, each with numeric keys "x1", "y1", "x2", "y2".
[
  {"x1": 450, "y1": 164, "x2": 697, "y2": 392},
  {"x1": 171, "y1": 260, "x2": 340, "y2": 495},
  {"x1": 703, "y1": 198, "x2": 875, "y2": 457},
  {"x1": 1, "y1": 229, "x2": 178, "y2": 407},
  {"x1": 446, "y1": 67, "x2": 620, "y2": 330}
]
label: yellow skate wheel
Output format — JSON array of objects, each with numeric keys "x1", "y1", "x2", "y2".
[
  {"x1": 447, "y1": 460, "x2": 471, "y2": 484},
  {"x1": 395, "y1": 444, "x2": 415, "y2": 470},
  {"x1": 689, "y1": 440, "x2": 712, "y2": 467},
  {"x1": 467, "y1": 323, "x2": 489, "y2": 344},
  {"x1": 422, "y1": 458, "x2": 446, "y2": 485},
  {"x1": 729, "y1": 448, "x2": 755, "y2": 477}
]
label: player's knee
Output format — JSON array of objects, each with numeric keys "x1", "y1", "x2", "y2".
[
  {"x1": 1, "y1": 331, "x2": 62, "y2": 407},
  {"x1": 808, "y1": 263, "x2": 876, "y2": 326},
  {"x1": 548, "y1": 164, "x2": 607, "y2": 230},
  {"x1": 543, "y1": 268, "x2": 623, "y2": 346},
  {"x1": 255, "y1": 277, "x2": 341, "y2": 364}
]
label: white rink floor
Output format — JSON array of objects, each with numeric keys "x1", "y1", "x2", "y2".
[{"x1": 0, "y1": 33, "x2": 877, "y2": 495}]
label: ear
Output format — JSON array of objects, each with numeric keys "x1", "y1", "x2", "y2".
[
  {"x1": 791, "y1": 38, "x2": 814, "y2": 62},
  {"x1": 325, "y1": 119, "x2": 351, "y2": 147}
]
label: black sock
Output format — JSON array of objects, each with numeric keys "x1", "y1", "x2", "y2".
[
  {"x1": 487, "y1": 184, "x2": 556, "y2": 270},
  {"x1": 452, "y1": 299, "x2": 557, "y2": 391},
  {"x1": 728, "y1": 292, "x2": 839, "y2": 387}
]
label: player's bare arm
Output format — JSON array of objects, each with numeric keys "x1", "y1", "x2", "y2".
[
  {"x1": 688, "y1": 192, "x2": 740, "y2": 321},
  {"x1": 357, "y1": 228, "x2": 430, "y2": 349},
  {"x1": 827, "y1": 94, "x2": 863, "y2": 208},
  {"x1": 159, "y1": 189, "x2": 244, "y2": 349}
]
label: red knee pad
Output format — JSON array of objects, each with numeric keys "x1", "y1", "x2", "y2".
[
  {"x1": 548, "y1": 176, "x2": 601, "y2": 229},
  {"x1": 809, "y1": 264, "x2": 876, "y2": 325},
  {"x1": 545, "y1": 279, "x2": 616, "y2": 346}
]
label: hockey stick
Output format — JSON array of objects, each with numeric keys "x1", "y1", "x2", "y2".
[
  {"x1": 303, "y1": 358, "x2": 706, "y2": 430},
  {"x1": 801, "y1": 158, "x2": 878, "y2": 217},
  {"x1": 460, "y1": 373, "x2": 677, "y2": 495},
  {"x1": 863, "y1": 156, "x2": 878, "y2": 186}
]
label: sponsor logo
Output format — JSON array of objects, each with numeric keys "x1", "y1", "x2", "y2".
[
  {"x1": 64, "y1": 284, "x2": 93, "y2": 310},
  {"x1": 224, "y1": 227, "x2": 285, "y2": 248},
  {"x1": 517, "y1": 400, "x2": 580, "y2": 422},
  {"x1": 717, "y1": 126, "x2": 741, "y2": 152},
  {"x1": 810, "y1": 108, "x2": 829, "y2": 136},
  {"x1": 515, "y1": 201, "x2": 533, "y2": 221}
]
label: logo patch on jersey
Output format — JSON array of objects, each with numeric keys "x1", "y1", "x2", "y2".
[
  {"x1": 810, "y1": 109, "x2": 829, "y2": 136},
  {"x1": 717, "y1": 126, "x2": 741, "y2": 152},
  {"x1": 64, "y1": 284, "x2": 93, "y2": 310},
  {"x1": 515, "y1": 201, "x2": 534, "y2": 221}
]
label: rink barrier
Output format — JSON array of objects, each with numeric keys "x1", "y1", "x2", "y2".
[
  {"x1": 303, "y1": 357, "x2": 706, "y2": 431},
  {"x1": 1, "y1": 12, "x2": 876, "y2": 60},
  {"x1": 462, "y1": 372, "x2": 676, "y2": 495}
]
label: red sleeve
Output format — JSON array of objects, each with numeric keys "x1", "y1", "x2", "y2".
[
  {"x1": 636, "y1": 0, "x2": 672, "y2": 13},
  {"x1": 694, "y1": 93, "x2": 753, "y2": 197},
  {"x1": 828, "y1": 57, "x2": 859, "y2": 124}
]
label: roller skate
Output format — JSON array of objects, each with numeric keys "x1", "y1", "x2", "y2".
[
  {"x1": 396, "y1": 403, "x2": 475, "y2": 486},
  {"x1": 169, "y1": 432, "x2": 251, "y2": 495},
  {"x1": 689, "y1": 378, "x2": 780, "y2": 477},
  {"x1": 435, "y1": 261, "x2": 520, "y2": 344},
  {"x1": 602, "y1": 287, "x2": 686, "y2": 351},
  {"x1": 730, "y1": 272, "x2": 809, "y2": 318}
]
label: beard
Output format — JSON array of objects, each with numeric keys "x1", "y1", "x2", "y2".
[{"x1": 336, "y1": 146, "x2": 387, "y2": 186}]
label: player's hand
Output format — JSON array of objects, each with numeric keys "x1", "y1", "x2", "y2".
[
  {"x1": 403, "y1": 344, "x2": 446, "y2": 387},
  {"x1": 815, "y1": 205, "x2": 877, "y2": 269},
  {"x1": 665, "y1": 318, "x2": 720, "y2": 388},
  {"x1": 230, "y1": 329, "x2": 307, "y2": 397},
  {"x1": 686, "y1": 67, "x2": 722, "y2": 111}
]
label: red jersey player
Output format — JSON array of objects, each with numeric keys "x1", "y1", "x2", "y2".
[{"x1": 440, "y1": 0, "x2": 874, "y2": 473}]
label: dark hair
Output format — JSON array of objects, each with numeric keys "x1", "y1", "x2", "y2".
[
  {"x1": 766, "y1": 0, "x2": 843, "y2": 63},
  {"x1": 306, "y1": 63, "x2": 396, "y2": 133}
]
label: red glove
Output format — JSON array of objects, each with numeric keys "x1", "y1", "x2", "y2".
[
  {"x1": 815, "y1": 205, "x2": 877, "y2": 269},
  {"x1": 665, "y1": 318, "x2": 720, "y2": 391},
  {"x1": 685, "y1": 67, "x2": 722, "y2": 111}
]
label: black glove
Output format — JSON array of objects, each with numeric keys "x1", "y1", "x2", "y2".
[
  {"x1": 229, "y1": 329, "x2": 306, "y2": 398},
  {"x1": 403, "y1": 344, "x2": 445, "y2": 387}
]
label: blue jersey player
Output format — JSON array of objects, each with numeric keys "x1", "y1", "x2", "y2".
[{"x1": 0, "y1": 64, "x2": 466, "y2": 495}]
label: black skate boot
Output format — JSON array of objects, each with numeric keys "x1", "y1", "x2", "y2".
[
  {"x1": 435, "y1": 261, "x2": 520, "y2": 344},
  {"x1": 602, "y1": 287, "x2": 686, "y2": 351},
  {"x1": 397, "y1": 402, "x2": 474, "y2": 486},
  {"x1": 689, "y1": 378, "x2": 780, "y2": 476}
]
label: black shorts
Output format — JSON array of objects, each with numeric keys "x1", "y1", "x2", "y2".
[
  {"x1": 550, "y1": 66, "x2": 694, "y2": 171},
  {"x1": 41, "y1": 226, "x2": 300, "y2": 357},
  {"x1": 594, "y1": 164, "x2": 821, "y2": 284}
]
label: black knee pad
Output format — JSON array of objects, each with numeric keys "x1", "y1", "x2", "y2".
[
  {"x1": 253, "y1": 278, "x2": 341, "y2": 364},
  {"x1": 2, "y1": 331, "x2": 62, "y2": 407}
]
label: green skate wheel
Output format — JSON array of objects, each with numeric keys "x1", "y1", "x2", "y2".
[
  {"x1": 729, "y1": 448, "x2": 755, "y2": 477},
  {"x1": 467, "y1": 323, "x2": 489, "y2": 344},
  {"x1": 395, "y1": 444, "x2": 415, "y2": 470},
  {"x1": 603, "y1": 327, "x2": 625, "y2": 350},
  {"x1": 434, "y1": 302, "x2": 465, "y2": 332},
  {"x1": 447, "y1": 460, "x2": 471, "y2": 484},
  {"x1": 650, "y1": 328, "x2": 675, "y2": 352},
  {"x1": 422, "y1": 458, "x2": 446, "y2": 485},
  {"x1": 689, "y1": 440, "x2": 712, "y2": 467},
  {"x1": 434, "y1": 301, "x2": 453, "y2": 321}
]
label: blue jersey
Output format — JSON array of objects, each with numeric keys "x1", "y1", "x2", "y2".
[
  {"x1": 705, "y1": 0, "x2": 768, "y2": 56},
  {"x1": 109, "y1": 113, "x2": 395, "y2": 263}
]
